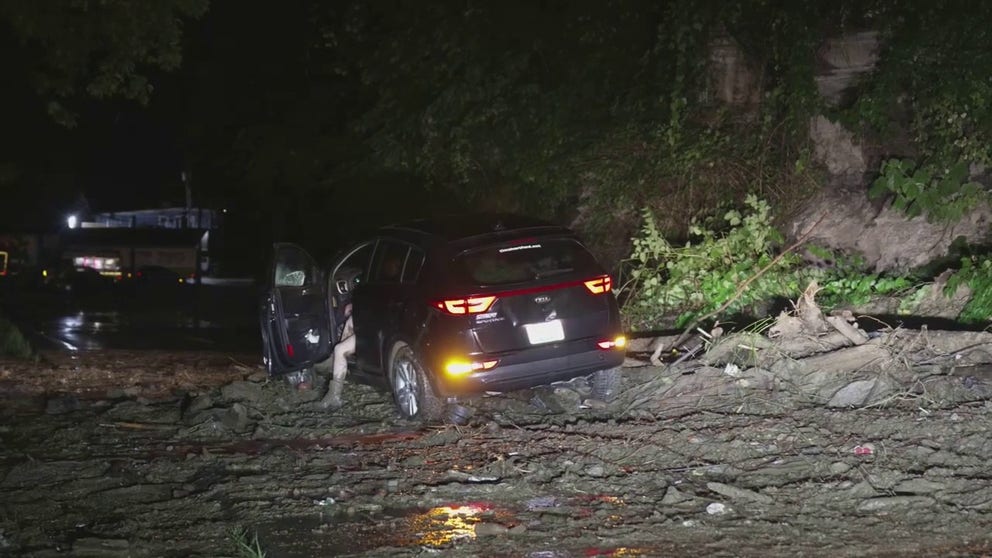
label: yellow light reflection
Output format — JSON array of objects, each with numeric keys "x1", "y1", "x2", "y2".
[
  {"x1": 410, "y1": 504, "x2": 486, "y2": 547},
  {"x1": 609, "y1": 548, "x2": 647, "y2": 556}
]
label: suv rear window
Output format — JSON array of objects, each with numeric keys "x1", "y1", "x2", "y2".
[{"x1": 453, "y1": 238, "x2": 600, "y2": 286}]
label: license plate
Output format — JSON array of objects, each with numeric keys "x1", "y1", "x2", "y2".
[{"x1": 524, "y1": 320, "x2": 564, "y2": 344}]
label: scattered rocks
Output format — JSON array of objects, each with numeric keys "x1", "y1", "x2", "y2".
[
  {"x1": 857, "y1": 496, "x2": 936, "y2": 512},
  {"x1": 706, "y1": 482, "x2": 773, "y2": 505},
  {"x1": 220, "y1": 380, "x2": 265, "y2": 404},
  {"x1": 705, "y1": 502, "x2": 730, "y2": 515},
  {"x1": 474, "y1": 522, "x2": 509, "y2": 536},
  {"x1": 70, "y1": 537, "x2": 131, "y2": 557},
  {"x1": 221, "y1": 402, "x2": 252, "y2": 433}
]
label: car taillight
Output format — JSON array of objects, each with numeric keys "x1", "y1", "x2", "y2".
[
  {"x1": 434, "y1": 296, "x2": 497, "y2": 315},
  {"x1": 584, "y1": 275, "x2": 612, "y2": 294},
  {"x1": 597, "y1": 335, "x2": 627, "y2": 350},
  {"x1": 445, "y1": 359, "x2": 499, "y2": 377}
]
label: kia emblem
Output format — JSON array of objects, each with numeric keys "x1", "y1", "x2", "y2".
[{"x1": 534, "y1": 295, "x2": 551, "y2": 304}]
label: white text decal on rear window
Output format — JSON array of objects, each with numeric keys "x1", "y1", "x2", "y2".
[{"x1": 498, "y1": 244, "x2": 541, "y2": 253}]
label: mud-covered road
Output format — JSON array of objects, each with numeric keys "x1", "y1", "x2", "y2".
[{"x1": 3, "y1": 321, "x2": 992, "y2": 557}]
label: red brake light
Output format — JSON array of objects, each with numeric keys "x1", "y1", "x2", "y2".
[
  {"x1": 435, "y1": 296, "x2": 497, "y2": 315},
  {"x1": 584, "y1": 275, "x2": 612, "y2": 294}
]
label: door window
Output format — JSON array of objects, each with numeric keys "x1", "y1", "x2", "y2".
[
  {"x1": 371, "y1": 240, "x2": 410, "y2": 284},
  {"x1": 402, "y1": 248, "x2": 425, "y2": 284},
  {"x1": 273, "y1": 245, "x2": 320, "y2": 287},
  {"x1": 331, "y1": 244, "x2": 374, "y2": 295}
]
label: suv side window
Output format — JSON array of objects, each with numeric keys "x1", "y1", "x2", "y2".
[
  {"x1": 371, "y1": 240, "x2": 410, "y2": 284},
  {"x1": 402, "y1": 248, "x2": 425, "y2": 284}
]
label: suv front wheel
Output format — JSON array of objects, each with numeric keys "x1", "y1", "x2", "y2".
[{"x1": 389, "y1": 342, "x2": 443, "y2": 422}]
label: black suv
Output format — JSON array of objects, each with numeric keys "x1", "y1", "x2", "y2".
[{"x1": 260, "y1": 214, "x2": 625, "y2": 420}]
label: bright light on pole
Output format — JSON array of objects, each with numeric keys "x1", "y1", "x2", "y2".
[{"x1": 67, "y1": 214, "x2": 78, "y2": 229}]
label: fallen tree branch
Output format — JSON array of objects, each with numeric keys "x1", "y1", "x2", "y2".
[{"x1": 651, "y1": 212, "x2": 828, "y2": 365}]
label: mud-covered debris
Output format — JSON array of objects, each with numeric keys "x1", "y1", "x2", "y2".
[
  {"x1": 857, "y1": 496, "x2": 936, "y2": 512},
  {"x1": 474, "y1": 522, "x2": 509, "y2": 536},
  {"x1": 45, "y1": 394, "x2": 82, "y2": 414},
  {"x1": 893, "y1": 478, "x2": 946, "y2": 494},
  {"x1": 829, "y1": 379, "x2": 882, "y2": 408},
  {"x1": 71, "y1": 537, "x2": 131, "y2": 557},
  {"x1": 661, "y1": 486, "x2": 689, "y2": 505},
  {"x1": 220, "y1": 380, "x2": 265, "y2": 404},
  {"x1": 706, "y1": 482, "x2": 773, "y2": 504},
  {"x1": 184, "y1": 393, "x2": 213, "y2": 417},
  {"x1": 706, "y1": 502, "x2": 730, "y2": 515},
  {"x1": 222, "y1": 402, "x2": 252, "y2": 433}
]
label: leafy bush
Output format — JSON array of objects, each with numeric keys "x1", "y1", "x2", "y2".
[
  {"x1": 0, "y1": 314, "x2": 31, "y2": 359},
  {"x1": 945, "y1": 256, "x2": 992, "y2": 323},
  {"x1": 869, "y1": 159, "x2": 987, "y2": 223},
  {"x1": 621, "y1": 195, "x2": 803, "y2": 329},
  {"x1": 621, "y1": 196, "x2": 917, "y2": 330}
]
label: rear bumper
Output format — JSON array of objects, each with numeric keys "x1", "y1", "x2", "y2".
[{"x1": 434, "y1": 344, "x2": 624, "y2": 396}]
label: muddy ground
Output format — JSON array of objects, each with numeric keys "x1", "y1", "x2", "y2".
[{"x1": 3, "y1": 318, "x2": 992, "y2": 557}]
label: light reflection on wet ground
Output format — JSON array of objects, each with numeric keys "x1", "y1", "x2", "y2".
[
  {"x1": 3, "y1": 285, "x2": 258, "y2": 352},
  {"x1": 259, "y1": 502, "x2": 523, "y2": 556},
  {"x1": 256, "y1": 497, "x2": 658, "y2": 557}
]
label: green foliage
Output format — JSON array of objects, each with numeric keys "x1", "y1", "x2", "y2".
[
  {"x1": 945, "y1": 256, "x2": 992, "y2": 323},
  {"x1": 622, "y1": 197, "x2": 919, "y2": 330},
  {"x1": 229, "y1": 526, "x2": 266, "y2": 558},
  {"x1": 818, "y1": 271, "x2": 913, "y2": 308},
  {"x1": 868, "y1": 159, "x2": 986, "y2": 222},
  {"x1": 847, "y1": 2, "x2": 992, "y2": 220},
  {"x1": 0, "y1": 314, "x2": 31, "y2": 359},
  {"x1": 0, "y1": 0, "x2": 209, "y2": 126},
  {"x1": 622, "y1": 195, "x2": 801, "y2": 329}
]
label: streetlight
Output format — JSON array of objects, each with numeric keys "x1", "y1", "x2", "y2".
[{"x1": 67, "y1": 214, "x2": 78, "y2": 229}]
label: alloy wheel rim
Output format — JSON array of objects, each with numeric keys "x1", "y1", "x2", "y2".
[{"x1": 393, "y1": 356, "x2": 419, "y2": 417}]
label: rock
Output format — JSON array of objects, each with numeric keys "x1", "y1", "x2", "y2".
[
  {"x1": 892, "y1": 478, "x2": 946, "y2": 494},
  {"x1": 857, "y1": 496, "x2": 935, "y2": 512},
  {"x1": 585, "y1": 465, "x2": 606, "y2": 478},
  {"x1": 708, "y1": 32, "x2": 761, "y2": 107},
  {"x1": 814, "y1": 31, "x2": 880, "y2": 107},
  {"x1": 790, "y1": 188, "x2": 992, "y2": 273},
  {"x1": 661, "y1": 486, "x2": 688, "y2": 505},
  {"x1": 830, "y1": 462, "x2": 852, "y2": 475},
  {"x1": 222, "y1": 402, "x2": 251, "y2": 433},
  {"x1": 185, "y1": 394, "x2": 213, "y2": 416},
  {"x1": 705, "y1": 502, "x2": 729, "y2": 515},
  {"x1": 550, "y1": 386, "x2": 583, "y2": 411},
  {"x1": 846, "y1": 481, "x2": 878, "y2": 498},
  {"x1": 220, "y1": 381, "x2": 265, "y2": 404},
  {"x1": 474, "y1": 522, "x2": 509, "y2": 536},
  {"x1": 828, "y1": 379, "x2": 877, "y2": 408},
  {"x1": 809, "y1": 115, "x2": 868, "y2": 177},
  {"x1": 706, "y1": 482, "x2": 773, "y2": 504},
  {"x1": 907, "y1": 277, "x2": 972, "y2": 319},
  {"x1": 105, "y1": 400, "x2": 181, "y2": 424},
  {"x1": 582, "y1": 398, "x2": 609, "y2": 410}
]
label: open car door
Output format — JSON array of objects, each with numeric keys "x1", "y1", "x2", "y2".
[{"x1": 260, "y1": 243, "x2": 332, "y2": 376}]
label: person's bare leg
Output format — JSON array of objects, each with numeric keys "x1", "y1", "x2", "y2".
[{"x1": 320, "y1": 335, "x2": 355, "y2": 409}]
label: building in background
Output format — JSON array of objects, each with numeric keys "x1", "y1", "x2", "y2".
[{"x1": 62, "y1": 207, "x2": 221, "y2": 280}]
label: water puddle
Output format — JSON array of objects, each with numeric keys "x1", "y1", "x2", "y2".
[{"x1": 258, "y1": 502, "x2": 518, "y2": 556}]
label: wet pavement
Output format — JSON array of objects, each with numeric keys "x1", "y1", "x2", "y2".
[{"x1": 0, "y1": 283, "x2": 259, "y2": 353}]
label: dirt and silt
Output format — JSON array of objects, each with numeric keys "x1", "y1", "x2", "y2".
[{"x1": 3, "y1": 301, "x2": 992, "y2": 557}]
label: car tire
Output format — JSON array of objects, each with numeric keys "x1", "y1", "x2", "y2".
[
  {"x1": 591, "y1": 366, "x2": 622, "y2": 402},
  {"x1": 389, "y1": 342, "x2": 443, "y2": 422}
]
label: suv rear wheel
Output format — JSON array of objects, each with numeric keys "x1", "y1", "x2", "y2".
[
  {"x1": 389, "y1": 343, "x2": 443, "y2": 421},
  {"x1": 591, "y1": 366, "x2": 622, "y2": 402}
]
